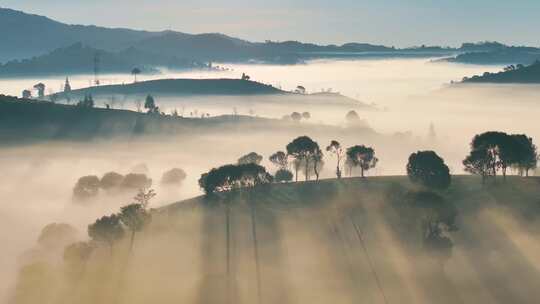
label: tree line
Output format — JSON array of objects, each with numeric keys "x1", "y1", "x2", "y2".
[
  {"x1": 199, "y1": 131, "x2": 538, "y2": 195},
  {"x1": 198, "y1": 135, "x2": 380, "y2": 195}
]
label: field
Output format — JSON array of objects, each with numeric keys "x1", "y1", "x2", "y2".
[{"x1": 13, "y1": 176, "x2": 540, "y2": 304}]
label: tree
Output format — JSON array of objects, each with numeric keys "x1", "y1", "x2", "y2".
[
  {"x1": 302, "y1": 112, "x2": 311, "y2": 120},
  {"x1": 274, "y1": 169, "x2": 293, "y2": 182},
  {"x1": 407, "y1": 151, "x2": 451, "y2": 190},
  {"x1": 144, "y1": 95, "x2": 159, "y2": 113},
  {"x1": 238, "y1": 152, "x2": 263, "y2": 165},
  {"x1": 326, "y1": 140, "x2": 344, "y2": 178},
  {"x1": 290, "y1": 112, "x2": 302, "y2": 122},
  {"x1": 241, "y1": 73, "x2": 251, "y2": 81},
  {"x1": 161, "y1": 168, "x2": 187, "y2": 185},
  {"x1": 73, "y1": 175, "x2": 100, "y2": 200},
  {"x1": 312, "y1": 148, "x2": 324, "y2": 181},
  {"x1": 88, "y1": 214, "x2": 124, "y2": 254},
  {"x1": 295, "y1": 85, "x2": 306, "y2": 94},
  {"x1": 286, "y1": 136, "x2": 321, "y2": 181},
  {"x1": 346, "y1": 145, "x2": 378, "y2": 178},
  {"x1": 269, "y1": 151, "x2": 288, "y2": 170},
  {"x1": 345, "y1": 110, "x2": 360, "y2": 123},
  {"x1": 131, "y1": 67, "x2": 141, "y2": 83},
  {"x1": 119, "y1": 203, "x2": 152, "y2": 251},
  {"x1": 463, "y1": 148, "x2": 493, "y2": 184},
  {"x1": 120, "y1": 173, "x2": 152, "y2": 190},
  {"x1": 99, "y1": 172, "x2": 124, "y2": 190},
  {"x1": 133, "y1": 188, "x2": 157, "y2": 207},
  {"x1": 510, "y1": 134, "x2": 538, "y2": 176},
  {"x1": 22, "y1": 89, "x2": 32, "y2": 99},
  {"x1": 470, "y1": 131, "x2": 508, "y2": 179},
  {"x1": 33, "y1": 83, "x2": 45, "y2": 99}
]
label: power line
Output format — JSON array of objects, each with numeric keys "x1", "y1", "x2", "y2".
[{"x1": 350, "y1": 214, "x2": 389, "y2": 304}]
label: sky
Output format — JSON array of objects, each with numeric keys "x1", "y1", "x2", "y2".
[{"x1": 2, "y1": 0, "x2": 540, "y2": 47}]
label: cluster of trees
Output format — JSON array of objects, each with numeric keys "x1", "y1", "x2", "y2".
[
  {"x1": 463, "y1": 131, "x2": 538, "y2": 183},
  {"x1": 283, "y1": 111, "x2": 311, "y2": 122},
  {"x1": 199, "y1": 136, "x2": 379, "y2": 194},
  {"x1": 87, "y1": 188, "x2": 155, "y2": 253},
  {"x1": 74, "y1": 167, "x2": 187, "y2": 199},
  {"x1": 76, "y1": 94, "x2": 94, "y2": 108},
  {"x1": 73, "y1": 172, "x2": 152, "y2": 200},
  {"x1": 198, "y1": 163, "x2": 273, "y2": 194}
]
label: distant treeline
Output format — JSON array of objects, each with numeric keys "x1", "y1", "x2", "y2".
[{"x1": 461, "y1": 60, "x2": 540, "y2": 83}]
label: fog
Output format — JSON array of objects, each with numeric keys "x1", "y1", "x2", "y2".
[{"x1": 2, "y1": 58, "x2": 540, "y2": 303}]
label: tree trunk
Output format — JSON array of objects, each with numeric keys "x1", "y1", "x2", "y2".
[
  {"x1": 129, "y1": 230, "x2": 136, "y2": 252},
  {"x1": 361, "y1": 166, "x2": 365, "y2": 178},
  {"x1": 305, "y1": 158, "x2": 309, "y2": 181}
]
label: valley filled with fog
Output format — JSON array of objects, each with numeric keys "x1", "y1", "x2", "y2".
[{"x1": 2, "y1": 58, "x2": 540, "y2": 303}]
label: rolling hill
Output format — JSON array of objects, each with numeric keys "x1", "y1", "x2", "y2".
[
  {"x1": 461, "y1": 60, "x2": 540, "y2": 83},
  {"x1": 13, "y1": 175, "x2": 540, "y2": 303}
]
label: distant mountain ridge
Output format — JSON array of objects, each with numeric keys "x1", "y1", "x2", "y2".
[
  {"x1": 0, "y1": 7, "x2": 455, "y2": 65},
  {"x1": 3, "y1": 7, "x2": 540, "y2": 71}
]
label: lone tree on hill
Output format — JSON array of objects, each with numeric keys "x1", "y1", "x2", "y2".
[
  {"x1": 131, "y1": 67, "x2": 141, "y2": 83},
  {"x1": 407, "y1": 151, "x2": 451, "y2": 190},
  {"x1": 144, "y1": 95, "x2": 159, "y2": 113},
  {"x1": 238, "y1": 152, "x2": 263, "y2": 165},
  {"x1": 88, "y1": 214, "x2": 124, "y2": 254},
  {"x1": 326, "y1": 140, "x2": 344, "y2": 178},
  {"x1": 286, "y1": 136, "x2": 321, "y2": 181},
  {"x1": 346, "y1": 145, "x2": 378, "y2": 178}
]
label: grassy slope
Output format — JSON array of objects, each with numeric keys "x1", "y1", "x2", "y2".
[
  {"x1": 55, "y1": 79, "x2": 283, "y2": 99},
  {"x1": 152, "y1": 175, "x2": 540, "y2": 303}
]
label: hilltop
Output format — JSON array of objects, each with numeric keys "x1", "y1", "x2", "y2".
[
  {"x1": 460, "y1": 60, "x2": 540, "y2": 84},
  {"x1": 155, "y1": 175, "x2": 540, "y2": 303},
  {"x1": 0, "y1": 94, "x2": 375, "y2": 143},
  {"x1": 53, "y1": 78, "x2": 282, "y2": 99}
]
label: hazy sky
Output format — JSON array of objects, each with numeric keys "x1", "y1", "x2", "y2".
[{"x1": 3, "y1": 0, "x2": 540, "y2": 47}]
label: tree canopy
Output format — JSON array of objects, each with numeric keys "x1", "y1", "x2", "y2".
[
  {"x1": 199, "y1": 163, "x2": 272, "y2": 195},
  {"x1": 237, "y1": 152, "x2": 263, "y2": 165},
  {"x1": 286, "y1": 136, "x2": 321, "y2": 181},
  {"x1": 346, "y1": 145, "x2": 378, "y2": 178},
  {"x1": 407, "y1": 151, "x2": 451, "y2": 190}
]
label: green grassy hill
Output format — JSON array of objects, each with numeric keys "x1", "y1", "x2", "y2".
[
  {"x1": 153, "y1": 175, "x2": 540, "y2": 304},
  {"x1": 11, "y1": 175, "x2": 540, "y2": 303}
]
